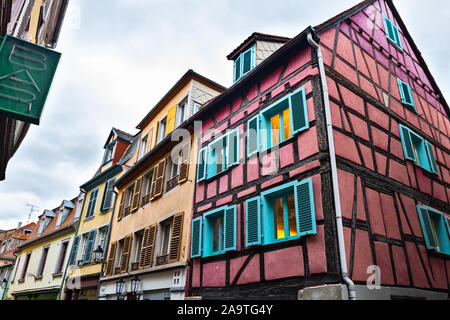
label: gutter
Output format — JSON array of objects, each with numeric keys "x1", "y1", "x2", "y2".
[{"x1": 307, "y1": 32, "x2": 357, "y2": 300}]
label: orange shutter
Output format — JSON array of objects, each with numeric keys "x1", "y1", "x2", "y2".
[
  {"x1": 131, "y1": 178, "x2": 143, "y2": 212},
  {"x1": 120, "y1": 234, "x2": 132, "y2": 273},
  {"x1": 152, "y1": 160, "x2": 166, "y2": 199},
  {"x1": 166, "y1": 105, "x2": 177, "y2": 135},
  {"x1": 169, "y1": 212, "x2": 184, "y2": 263},
  {"x1": 105, "y1": 242, "x2": 117, "y2": 276},
  {"x1": 144, "y1": 225, "x2": 157, "y2": 268},
  {"x1": 178, "y1": 144, "x2": 190, "y2": 184}
]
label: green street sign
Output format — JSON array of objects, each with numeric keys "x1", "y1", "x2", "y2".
[{"x1": 0, "y1": 35, "x2": 61, "y2": 125}]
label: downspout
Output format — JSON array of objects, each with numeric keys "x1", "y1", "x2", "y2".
[
  {"x1": 307, "y1": 32, "x2": 357, "y2": 300},
  {"x1": 95, "y1": 189, "x2": 118, "y2": 300}
]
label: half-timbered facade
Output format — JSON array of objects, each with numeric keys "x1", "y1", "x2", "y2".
[{"x1": 187, "y1": 0, "x2": 449, "y2": 300}]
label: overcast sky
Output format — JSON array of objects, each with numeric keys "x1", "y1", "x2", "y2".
[{"x1": 0, "y1": 0, "x2": 448, "y2": 229}]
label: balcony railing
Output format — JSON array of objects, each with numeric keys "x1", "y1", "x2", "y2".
[
  {"x1": 155, "y1": 254, "x2": 169, "y2": 266},
  {"x1": 166, "y1": 176, "x2": 179, "y2": 193},
  {"x1": 131, "y1": 262, "x2": 140, "y2": 272},
  {"x1": 141, "y1": 194, "x2": 151, "y2": 206}
]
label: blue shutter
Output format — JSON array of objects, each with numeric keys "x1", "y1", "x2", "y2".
[
  {"x1": 234, "y1": 56, "x2": 241, "y2": 83},
  {"x1": 102, "y1": 225, "x2": 110, "y2": 259},
  {"x1": 247, "y1": 115, "x2": 260, "y2": 158},
  {"x1": 227, "y1": 128, "x2": 240, "y2": 168},
  {"x1": 398, "y1": 125, "x2": 416, "y2": 162},
  {"x1": 425, "y1": 141, "x2": 439, "y2": 175},
  {"x1": 383, "y1": 16, "x2": 402, "y2": 50},
  {"x1": 190, "y1": 217, "x2": 203, "y2": 258},
  {"x1": 444, "y1": 216, "x2": 450, "y2": 238},
  {"x1": 196, "y1": 148, "x2": 207, "y2": 182},
  {"x1": 294, "y1": 179, "x2": 317, "y2": 237},
  {"x1": 102, "y1": 179, "x2": 115, "y2": 211},
  {"x1": 68, "y1": 236, "x2": 80, "y2": 266},
  {"x1": 397, "y1": 79, "x2": 416, "y2": 112},
  {"x1": 224, "y1": 206, "x2": 237, "y2": 252},
  {"x1": 289, "y1": 87, "x2": 309, "y2": 135},
  {"x1": 246, "y1": 197, "x2": 261, "y2": 247},
  {"x1": 206, "y1": 144, "x2": 217, "y2": 179},
  {"x1": 83, "y1": 230, "x2": 97, "y2": 263},
  {"x1": 417, "y1": 206, "x2": 438, "y2": 250}
]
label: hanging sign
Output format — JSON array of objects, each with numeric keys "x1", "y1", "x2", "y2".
[{"x1": 0, "y1": 35, "x2": 61, "y2": 125}]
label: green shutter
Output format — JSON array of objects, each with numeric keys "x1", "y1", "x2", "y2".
[
  {"x1": 290, "y1": 87, "x2": 309, "y2": 135},
  {"x1": 247, "y1": 115, "x2": 259, "y2": 158},
  {"x1": 246, "y1": 197, "x2": 261, "y2": 247},
  {"x1": 417, "y1": 206, "x2": 438, "y2": 250},
  {"x1": 399, "y1": 125, "x2": 416, "y2": 162},
  {"x1": 227, "y1": 128, "x2": 240, "y2": 168},
  {"x1": 384, "y1": 16, "x2": 402, "y2": 50},
  {"x1": 294, "y1": 179, "x2": 316, "y2": 237},
  {"x1": 224, "y1": 206, "x2": 237, "y2": 252},
  {"x1": 190, "y1": 217, "x2": 203, "y2": 258},
  {"x1": 68, "y1": 236, "x2": 80, "y2": 266},
  {"x1": 397, "y1": 78, "x2": 416, "y2": 112},
  {"x1": 444, "y1": 216, "x2": 450, "y2": 238},
  {"x1": 83, "y1": 230, "x2": 97, "y2": 263},
  {"x1": 425, "y1": 141, "x2": 439, "y2": 175},
  {"x1": 234, "y1": 56, "x2": 241, "y2": 82},
  {"x1": 196, "y1": 148, "x2": 207, "y2": 182}
]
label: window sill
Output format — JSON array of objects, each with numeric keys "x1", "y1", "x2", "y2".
[
  {"x1": 84, "y1": 215, "x2": 95, "y2": 222},
  {"x1": 263, "y1": 235, "x2": 301, "y2": 247},
  {"x1": 52, "y1": 273, "x2": 63, "y2": 278},
  {"x1": 34, "y1": 276, "x2": 43, "y2": 281}
]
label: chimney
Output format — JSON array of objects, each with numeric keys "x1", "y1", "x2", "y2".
[{"x1": 17, "y1": 222, "x2": 22, "y2": 230}]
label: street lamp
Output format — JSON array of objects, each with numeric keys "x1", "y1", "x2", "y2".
[
  {"x1": 93, "y1": 246, "x2": 104, "y2": 264},
  {"x1": 116, "y1": 278, "x2": 125, "y2": 300},
  {"x1": 130, "y1": 276, "x2": 141, "y2": 300}
]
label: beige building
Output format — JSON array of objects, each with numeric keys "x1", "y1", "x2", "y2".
[{"x1": 98, "y1": 70, "x2": 225, "y2": 300}]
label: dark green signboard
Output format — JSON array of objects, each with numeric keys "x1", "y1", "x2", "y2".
[{"x1": 0, "y1": 35, "x2": 61, "y2": 125}]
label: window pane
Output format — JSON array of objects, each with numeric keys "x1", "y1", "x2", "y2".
[
  {"x1": 215, "y1": 144, "x2": 224, "y2": 175},
  {"x1": 212, "y1": 216, "x2": 224, "y2": 252},
  {"x1": 270, "y1": 114, "x2": 281, "y2": 147},
  {"x1": 161, "y1": 224, "x2": 171, "y2": 255},
  {"x1": 243, "y1": 50, "x2": 252, "y2": 73},
  {"x1": 273, "y1": 198, "x2": 285, "y2": 239},
  {"x1": 287, "y1": 195, "x2": 297, "y2": 237},
  {"x1": 283, "y1": 108, "x2": 291, "y2": 141}
]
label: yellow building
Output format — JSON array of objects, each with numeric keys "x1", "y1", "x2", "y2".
[
  {"x1": 6, "y1": 197, "x2": 80, "y2": 300},
  {"x1": 62, "y1": 128, "x2": 137, "y2": 300},
  {"x1": 98, "y1": 70, "x2": 225, "y2": 300}
]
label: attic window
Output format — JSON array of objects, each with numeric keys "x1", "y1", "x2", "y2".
[
  {"x1": 103, "y1": 143, "x2": 115, "y2": 165},
  {"x1": 233, "y1": 44, "x2": 256, "y2": 83}
]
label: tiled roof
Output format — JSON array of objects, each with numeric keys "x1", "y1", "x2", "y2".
[{"x1": 227, "y1": 32, "x2": 291, "y2": 61}]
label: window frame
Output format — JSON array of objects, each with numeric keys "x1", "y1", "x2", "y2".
[
  {"x1": 202, "y1": 205, "x2": 237, "y2": 258},
  {"x1": 102, "y1": 142, "x2": 116, "y2": 165},
  {"x1": 85, "y1": 188, "x2": 100, "y2": 220},
  {"x1": 101, "y1": 178, "x2": 116, "y2": 212},
  {"x1": 233, "y1": 44, "x2": 256, "y2": 83},
  {"x1": 383, "y1": 15, "x2": 403, "y2": 51},
  {"x1": 417, "y1": 205, "x2": 450, "y2": 255},
  {"x1": 397, "y1": 78, "x2": 417, "y2": 112},
  {"x1": 138, "y1": 135, "x2": 148, "y2": 160},
  {"x1": 399, "y1": 124, "x2": 439, "y2": 175},
  {"x1": 157, "y1": 116, "x2": 167, "y2": 144},
  {"x1": 54, "y1": 239, "x2": 69, "y2": 275},
  {"x1": 36, "y1": 245, "x2": 50, "y2": 279}
]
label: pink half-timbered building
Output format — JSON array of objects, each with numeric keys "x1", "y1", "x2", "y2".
[{"x1": 187, "y1": 0, "x2": 449, "y2": 300}]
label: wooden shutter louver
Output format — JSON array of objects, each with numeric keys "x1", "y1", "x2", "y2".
[
  {"x1": 105, "y1": 241, "x2": 117, "y2": 276},
  {"x1": 131, "y1": 178, "x2": 143, "y2": 212},
  {"x1": 295, "y1": 179, "x2": 317, "y2": 237},
  {"x1": 68, "y1": 235, "x2": 80, "y2": 266},
  {"x1": 290, "y1": 88, "x2": 309, "y2": 135},
  {"x1": 83, "y1": 229, "x2": 97, "y2": 263},
  {"x1": 152, "y1": 160, "x2": 166, "y2": 198},
  {"x1": 120, "y1": 234, "x2": 132, "y2": 273},
  {"x1": 224, "y1": 206, "x2": 237, "y2": 251},
  {"x1": 190, "y1": 217, "x2": 202, "y2": 258},
  {"x1": 425, "y1": 141, "x2": 439, "y2": 175},
  {"x1": 140, "y1": 225, "x2": 157, "y2": 269},
  {"x1": 117, "y1": 193, "x2": 125, "y2": 221},
  {"x1": 196, "y1": 148, "x2": 207, "y2": 182},
  {"x1": 246, "y1": 197, "x2": 261, "y2": 247},
  {"x1": 417, "y1": 207, "x2": 438, "y2": 250},
  {"x1": 399, "y1": 125, "x2": 415, "y2": 162},
  {"x1": 169, "y1": 212, "x2": 184, "y2": 263},
  {"x1": 178, "y1": 145, "x2": 190, "y2": 184}
]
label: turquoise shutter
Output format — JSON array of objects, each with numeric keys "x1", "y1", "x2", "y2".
[
  {"x1": 444, "y1": 216, "x2": 450, "y2": 237},
  {"x1": 234, "y1": 56, "x2": 241, "y2": 82},
  {"x1": 191, "y1": 217, "x2": 203, "y2": 258},
  {"x1": 398, "y1": 125, "x2": 416, "y2": 162},
  {"x1": 246, "y1": 197, "x2": 261, "y2": 247},
  {"x1": 83, "y1": 229, "x2": 97, "y2": 263},
  {"x1": 247, "y1": 115, "x2": 260, "y2": 157},
  {"x1": 224, "y1": 206, "x2": 237, "y2": 252},
  {"x1": 392, "y1": 23, "x2": 402, "y2": 49},
  {"x1": 425, "y1": 141, "x2": 439, "y2": 175},
  {"x1": 384, "y1": 16, "x2": 402, "y2": 49},
  {"x1": 290, "y1": 87, "x2": 309, "y2": 135},
  {"x1": 417, "y1": 206, "x2": 438, "y2": 250},
  {"x1": 196, "y1": 147, "x2": 207, "y2": 182},
  {"x1": 68, "y1": 236, "x2": 80, "y2": 266},
  {"x1": 397, "y1": 79, "x2": 416, "y2": 111},
  {"x1": 227, "y1": 128, "x2": 240, "y2": 168},
  {"x1": 294, "y1": 179, "x2": 317, "y2": 237},
  {"x1": 206, "y1": 144, "x2": 217, "y2": 179}
]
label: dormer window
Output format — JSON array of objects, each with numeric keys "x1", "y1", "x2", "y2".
[
  {"x1": 233, "y1": 44, "x2": 255, "y2": 83},
  {"x1": 103, "y1": 144, "x2": 115, "y2": 165}
]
